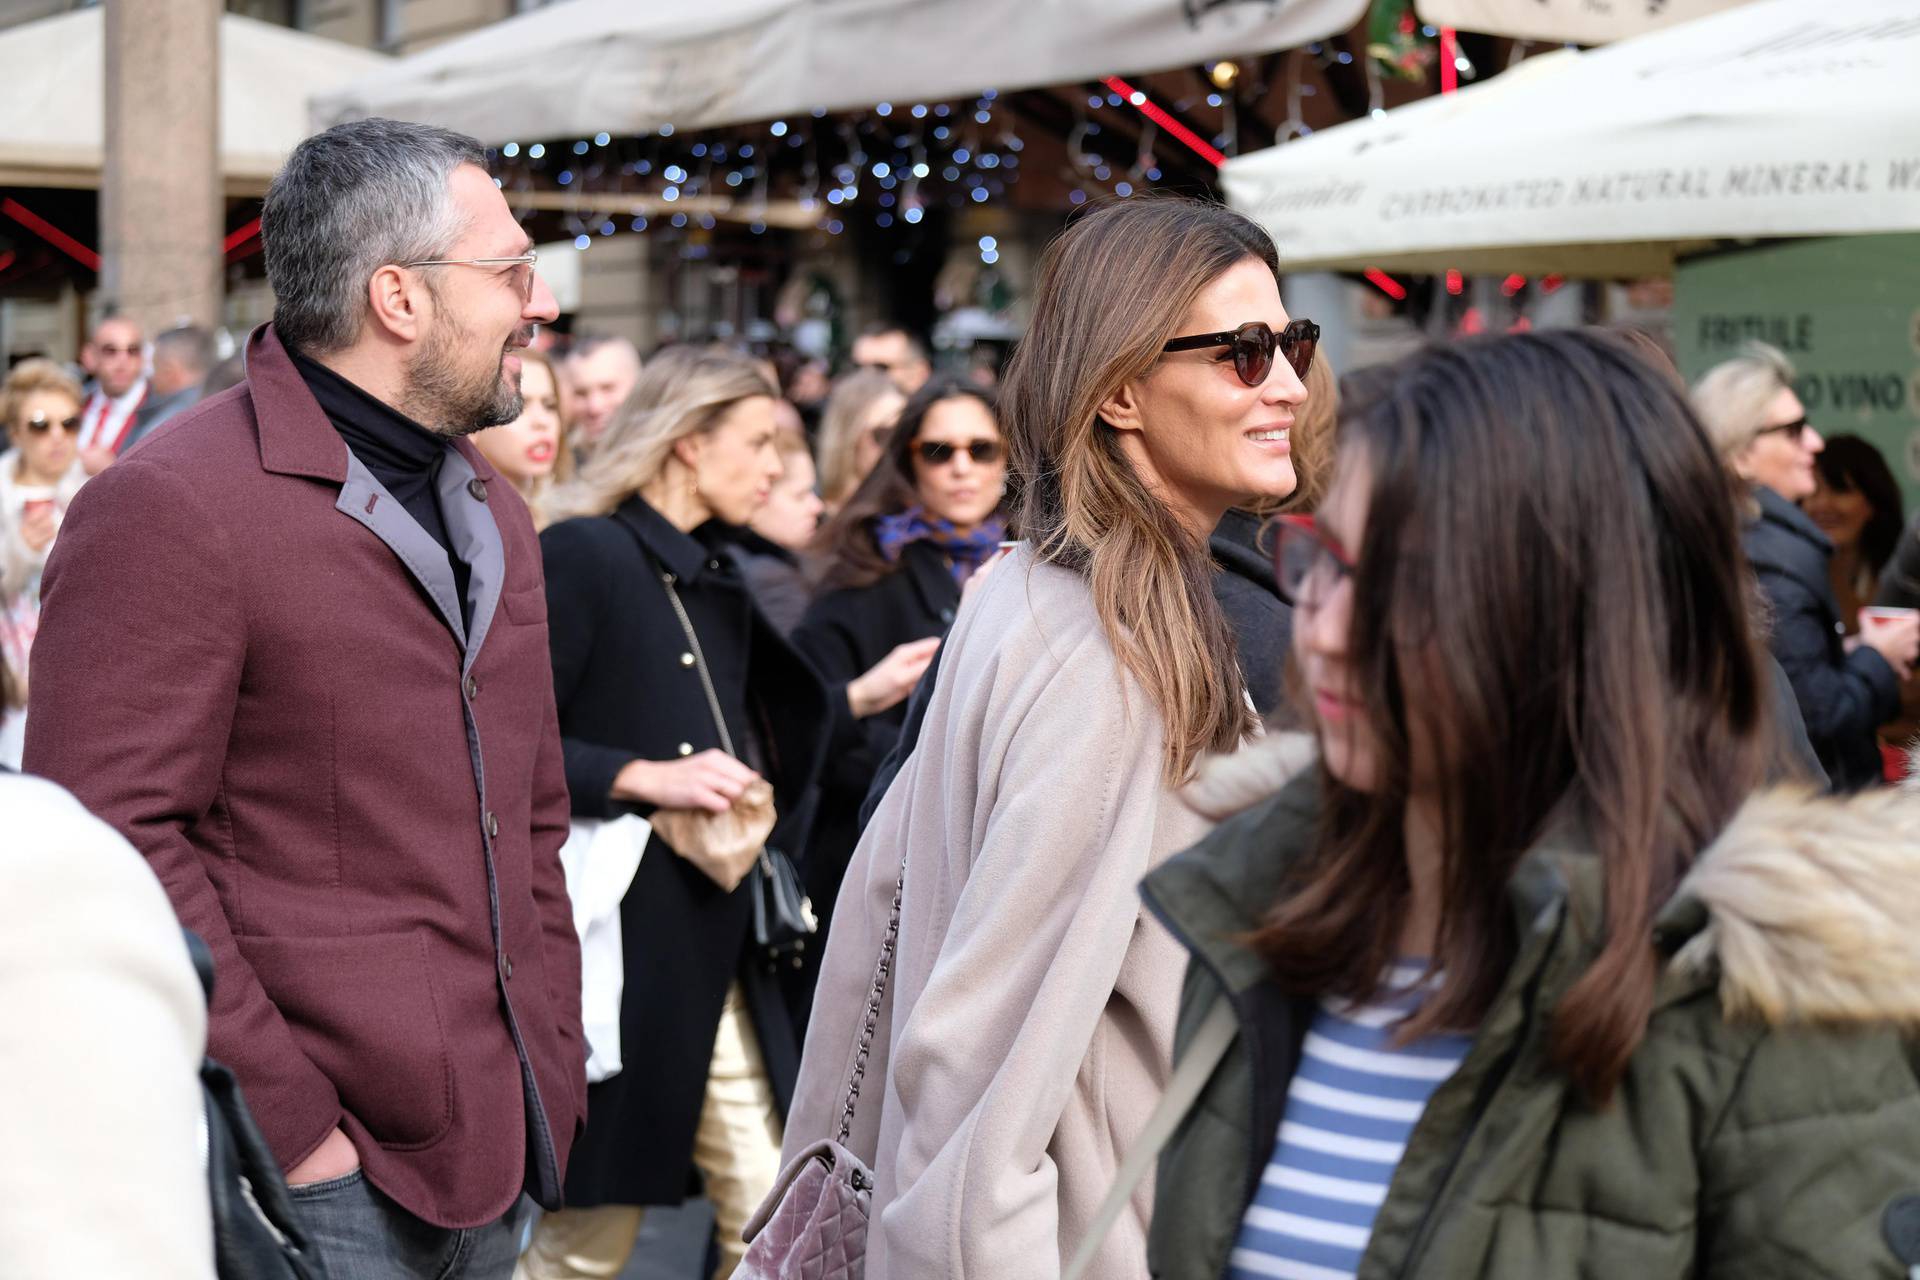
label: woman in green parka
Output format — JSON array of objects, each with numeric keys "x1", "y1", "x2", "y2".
[{"x1": 1143, "y1": 330, "x2": 1920, "y2": 1280}]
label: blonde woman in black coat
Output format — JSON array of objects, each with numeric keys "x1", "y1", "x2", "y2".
[{"x1": 522, "y1": 348, "x2": 830, "y2": 1280}]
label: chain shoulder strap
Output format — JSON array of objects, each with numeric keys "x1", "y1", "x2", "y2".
[
  {"x1": 654, "y1": 566, "x2": 736, "y2": 760},
  {"x1": 838, "y1": 854, "x2": 906, "y2": 1146}
]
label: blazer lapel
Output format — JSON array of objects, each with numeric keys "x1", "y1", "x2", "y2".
[
  {"x1": 440, "y1": 445, "x2": 504, "y2": 672},
  {"x1": 337, "y1": 452, "x2": 467, "y2": 649}
]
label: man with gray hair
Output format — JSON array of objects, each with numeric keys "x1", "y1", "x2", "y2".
[
  {"x1": 121, "y1": 323, "x2": 215, "y2": 451},
  {"x1": 26, "y1": 118, "x2": 584, "y2": 1277}
]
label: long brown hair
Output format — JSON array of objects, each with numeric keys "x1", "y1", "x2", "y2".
[
  {"x1": 1002, "y1": 195, "x2": 1270, "y2": 784},
  {"x1": 811, "y1": 376, "x2": 1003, "y2": 592},
  {"x1": 1254, "y1": 330, "x2": 1773, "y2": 1103}
]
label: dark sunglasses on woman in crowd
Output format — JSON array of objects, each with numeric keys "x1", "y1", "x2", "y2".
[
  {"x1": 24, "y1": 412, "x2": 82, "y2": 435},
  {"x1": 915, "y1": 439, "x2": 1004, "y2": 466},
  {"x1": 1162, "y1": 318, "x2": 1320, "y2": 388}
]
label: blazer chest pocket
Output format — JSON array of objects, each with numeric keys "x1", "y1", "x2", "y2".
[
  {"x1": 234, "y1": 930, "x2": 455, "y2": 1150},
  {"x1": 502, "y1": 584, "x2": 547, "y2": 625}
]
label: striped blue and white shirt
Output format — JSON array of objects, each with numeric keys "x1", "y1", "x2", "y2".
[{"x1": 1226, "y1": 963, "x2": 1472, "y2": 1280}]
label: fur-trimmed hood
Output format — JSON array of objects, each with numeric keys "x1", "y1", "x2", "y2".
[
  {"x1": 1171, "y1": 734, "x2": 1920, "y2": 1032},
  {"x1": 1671, "y1": 785, "x2": 1920, "y2": 1030}
]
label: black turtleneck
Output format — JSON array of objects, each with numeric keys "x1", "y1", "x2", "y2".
[{"x1": 294, "y1": 354, "x2": 472, "y2": 626}]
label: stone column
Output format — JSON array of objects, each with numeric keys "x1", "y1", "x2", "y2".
[{"x1": 100, "y1": 0, "x2": 223, "y2": 333}]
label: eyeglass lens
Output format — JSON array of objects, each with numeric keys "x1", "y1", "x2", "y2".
[
  {"x1": 1272, "y1": 524, "x2": 1347, "y2": 608},
  {"x1": 1234, "y1": 324, "x2": 1318, "y2": 388}
]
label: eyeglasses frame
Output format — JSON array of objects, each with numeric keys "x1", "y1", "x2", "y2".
[
  {"x1": 915, "y1": 439, "x2": 1005, "y2": 467},
  {"x1": 23, "y1": 411, "x2": 82, "y2": 436},
  {"x1": 401, "y1": 251, "x2": 540, "y2": 301},
  {"x1": 1268, "y1": 513, "x2": 1355, "y2": 610},
  {"x1": 1751, "y1": 414, "x2": 1812, "y2": 440},
  {"x1": 1162, "y1": 318, "x2": 1321, "y2": 386}
]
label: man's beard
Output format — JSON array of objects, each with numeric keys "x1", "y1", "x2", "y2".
[{"x1": 403, "y1": 318, "x2": 531, "y2": 437}]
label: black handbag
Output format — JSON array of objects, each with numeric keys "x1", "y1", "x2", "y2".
[
  {"x1": 186, "y1": 932, "x2": 330, "y2": 1280},
  {"x1": 750, "y1": 845, "x2": 817, "y2": 971}
]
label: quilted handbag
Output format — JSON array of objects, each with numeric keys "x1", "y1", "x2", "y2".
[{"x1": 736, "y1": 857, "x2": 905, "y2": 1279}]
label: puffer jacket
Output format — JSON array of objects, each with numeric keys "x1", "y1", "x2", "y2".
[
  {"x1": 1143, "y1": 747, "x2": 1920, "y2": 1279},
  {"x1": 1745, "y1": 484, "x2": 1900, "y2": 791}
]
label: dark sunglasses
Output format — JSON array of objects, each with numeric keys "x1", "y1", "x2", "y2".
[
  {"x1": 915, "y1": 439, "x2": 1003, "y2": 466},
  {"x1": 24, "y1": 412, "x2": 82, "y2": 436},
  {"x1": 1268, "y1": 514, "x2": 1354, "y2": 609},
  {"x1": 1753, "y1": 415, "x2": 1811, "y2": 439},
  {"x1": 1163, "y1": 318, "x2": 1319, "y2": 388}
]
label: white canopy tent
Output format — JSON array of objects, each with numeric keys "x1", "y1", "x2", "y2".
[
  {"x1": 0, "y1": 8, "x2": 391, "y2": 196},
  {"x1": 1222, "y1": 0, "x2": 1920, "y2": 278},
  {"x1": 312, "y1": 0, "x2": 1367, "y2": 143}
]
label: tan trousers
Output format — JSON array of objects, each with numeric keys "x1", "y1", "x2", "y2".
[{"x1": 516, "y1": 982, "x2": 783, "y2": 1280}]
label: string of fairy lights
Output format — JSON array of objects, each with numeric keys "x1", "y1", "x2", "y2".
[
  {"x1": 488, "y1": 90, "x2": 1031, "y2": 259},
  {"x1": 484, "y1": 21, "x2": 1460, "y2": 273}
]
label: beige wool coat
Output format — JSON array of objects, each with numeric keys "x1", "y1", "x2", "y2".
[{"x1": 781, "y1": 546, "x2": 1218, "y2": 1279}]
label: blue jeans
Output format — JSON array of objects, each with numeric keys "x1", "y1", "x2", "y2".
[{"x1": 289, "y1": 1169, "x2": 527, "y2": 1280}]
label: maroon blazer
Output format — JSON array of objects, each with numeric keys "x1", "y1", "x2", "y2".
[{"x1": 25, "y1": 325, "x2": 586, "y2": 1230}]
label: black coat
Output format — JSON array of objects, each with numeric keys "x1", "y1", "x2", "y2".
[
  {"x1": 787, "y1": 539, "x2": 959, "y2": 1023},
  {"x1": 710, "y1": 524, "x2": 812, "y2": 637},
  {"x1": 1209, "y1": 509, "x2": 1295, "y2": 720},
  {"x1": 540, "y1": 496, "x2": 830, "y2": 1208},
  {"x1": 1744, "y1": 486, "x2": 1899, "y2": 792}
]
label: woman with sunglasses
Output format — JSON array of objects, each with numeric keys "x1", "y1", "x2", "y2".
[
  {"x1": 0, "y1": 358, "x2": 88, "y2": 733},
  {"x1": 1693, "y1": 342, "x2": 1917, "y2": 790},
  {"x1": 1143, "y1": 330, "x2": 1920, "y2": 1280},
  {"x1": 774, "y1": 195, "x2": 1310, "y2": 1279},
  {"x1": 784, "y1": 377, "x2": 1009, "y2": 1023}
]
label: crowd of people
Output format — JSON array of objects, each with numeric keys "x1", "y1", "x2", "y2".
[{"x1": 5, "y1": 115, "x2": 1919, "y2": 1280}]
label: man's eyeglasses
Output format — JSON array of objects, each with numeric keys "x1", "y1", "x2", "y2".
[
  {"x1": 403, "y1": 251, "x2": 539, "y2": 301},
  {"x1": 915, "y1": 439, "x2": 1003, "y2": 466},
  {"x1": 92, "y1": 344, "x2": 140, "y2": 359},
  {"x1": 1269, "y1": 514, "x2": 1354, "y2": 609},
  {"x1": 1163, "y1": 318, "x2": 1319, "y2": 388},
  {"x1": 23, "y1": 412, "x2": 82, "y2": 436}
]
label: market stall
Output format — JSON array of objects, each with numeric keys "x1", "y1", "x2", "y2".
[{"x1": 1222, "y1": 0, "x2": 1920, "y2": 277}]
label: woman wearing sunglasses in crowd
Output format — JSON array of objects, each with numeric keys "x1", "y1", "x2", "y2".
[
  {"x1": 0, "y1": 358, "x2": 89, "y2": 752},
  {"x1": 1693, "y1": 342, "x2": 1918, "y2": 791},
  {"x1": 784, "y1": 377, "x2": 1009, "y2": 1025},
  {"x1": 1142, "y1": 330, "x2": 1920, "y2": 1280},
  {"x1": 775, "y1": 195, "x2": 1311, "y2": 1278}
]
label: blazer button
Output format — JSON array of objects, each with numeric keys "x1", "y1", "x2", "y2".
[
  {"x1": 485, "y1": 810, "x2": 499, "y2": 838},
  {"x1": 468, "y1": 478, "x2": 488, "y2": 501},
  {"x1": 677, "y1": 742, "x2": 694, "y2": 757},
  {"x1": 679, "y1": 651, "x2": 696, "y2": 668},
  {"x1": 940, "y1": 607, "x2": 956, "y2": 624},
  {"x1": 464, "y1": 674, "x2": 480, "y2": 699},
  {"x1": 708, "y1": 559, "x2": 721, "y2": 571}
]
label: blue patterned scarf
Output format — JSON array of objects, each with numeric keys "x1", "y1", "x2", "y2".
[{"x1": 873, "y1": 506, "x2": 1007, "y2": 585}]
